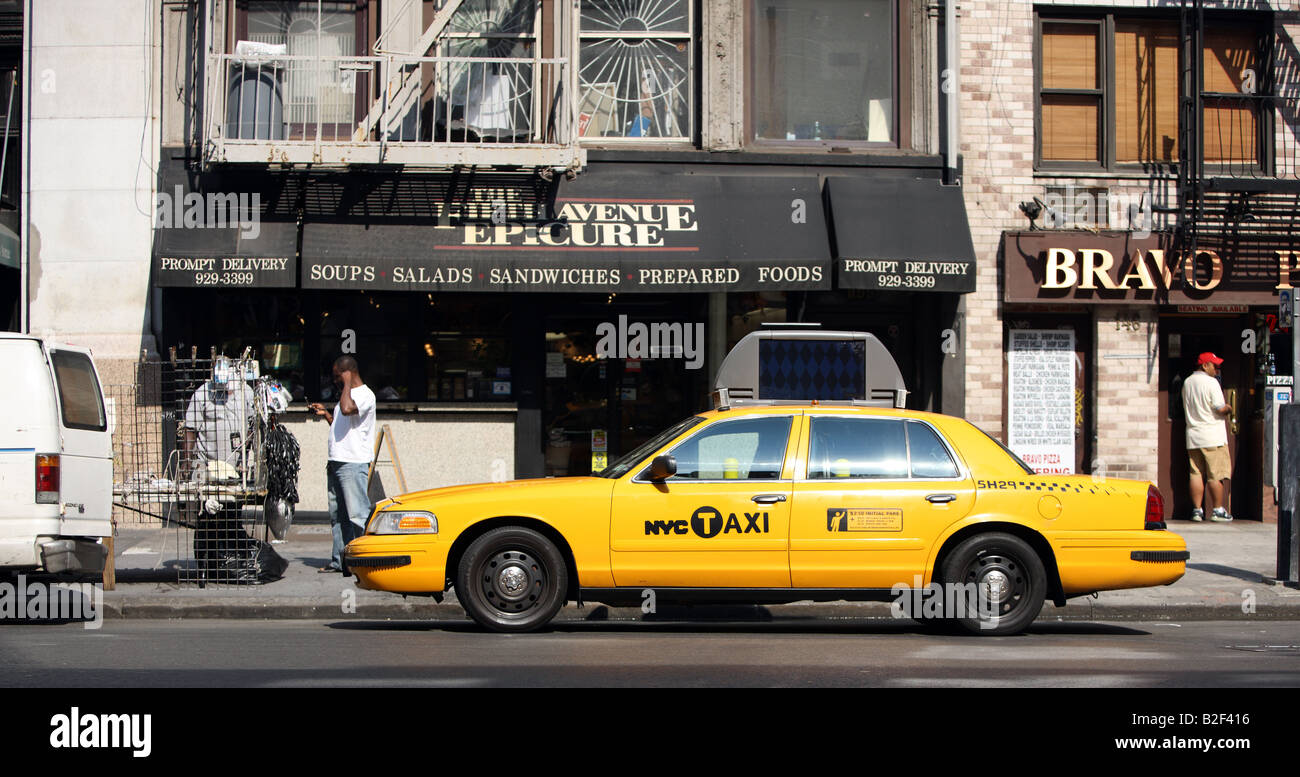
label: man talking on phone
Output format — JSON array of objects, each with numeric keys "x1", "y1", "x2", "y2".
[{"x1": 308, "y1": 356, "x2": 377, "y2": 573}]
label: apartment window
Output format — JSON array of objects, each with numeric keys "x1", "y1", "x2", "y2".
[
  {"x1": 238, "y1": 1, "x2": 361, "y2": 140},
  {"x1": 578, "y1": 0, "x2": 694, "y2": 141},
  {"x1": 1037, "y1": 14, "x2": 1267, "y2": 170},
  {"x1": 438, "y1": 0, "x2": 540, "y2": 142},
  {"x1": 751, "y1": 0, "x2": 896, "y2": 145}
]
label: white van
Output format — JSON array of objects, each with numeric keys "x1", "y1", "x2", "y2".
[{"x1": 0, "y1": 334, "x2": 112, "y2": 576}]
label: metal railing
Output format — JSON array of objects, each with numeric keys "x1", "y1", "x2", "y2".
[{"x1": 206, "y1": 52, "x2": 579, "y2": 167}]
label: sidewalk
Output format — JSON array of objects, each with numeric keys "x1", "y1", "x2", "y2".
[{"x1": 98, "y1": 520, "x2": 1300, "y2": 623}]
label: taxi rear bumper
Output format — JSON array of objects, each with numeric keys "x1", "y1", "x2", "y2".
[{"x1": 1051, "y1": 530, "x2": 1189, "y2": 595}]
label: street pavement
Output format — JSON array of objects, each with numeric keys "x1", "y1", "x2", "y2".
[
  {"x1": 2, "y1": 619, "x2": 1298, "y2": 687},
  {"x1": 90, "y1": 517, "x2": 1300, "y2": 624}
]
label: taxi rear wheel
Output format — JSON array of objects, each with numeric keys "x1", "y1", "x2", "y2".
[
  {"x1": 456, "y1": 526, "x2": 568, "y2": 633},
  {"x1": 940, "y1": 532, "x2": 1045, "y2": 636}
]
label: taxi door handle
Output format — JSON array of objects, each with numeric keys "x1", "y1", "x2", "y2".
[
  {"x1": 926, "y1": 493, "x2": 957, "y2": 504},
  {"x1": 752, "y1": 494, "x2": 787, "y2": 504}
]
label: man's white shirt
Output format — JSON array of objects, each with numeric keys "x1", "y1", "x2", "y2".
[
  {"x1": 328, "y1": 384, "x2": 377, "y2": 463},
  {"x1": 1182, "y1": 371, "x2": 1227, "y2": 449}
]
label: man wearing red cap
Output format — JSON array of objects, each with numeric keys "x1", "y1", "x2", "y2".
[{"x1": 1181, "y1": 352, "x2": 1233, "y2": 522}]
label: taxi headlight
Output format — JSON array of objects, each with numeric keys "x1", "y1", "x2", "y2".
[{"x1": 369, "y1": 510, "x2": 438, "y2": 535}]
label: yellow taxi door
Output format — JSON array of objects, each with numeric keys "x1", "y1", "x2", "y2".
[
  {"x1": 610, "y1": 413, "x2": 799, "y2": 588},
  {"x1": 789, "y1": 414, "x2": 975, "y2": 588}
]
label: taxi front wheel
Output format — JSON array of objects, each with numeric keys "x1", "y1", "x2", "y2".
[
  {"x1": 940, "y1": 532, "x2": 1045, "y2": 636},
  {"x1": 456, "y1": 526, "x2": 568, "y2": 633}
]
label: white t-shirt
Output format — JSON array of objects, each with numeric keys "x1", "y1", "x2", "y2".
[
  {"x1": 327, "y1": 384, "x2": 377, "y2": 463},
  {"x1": 1182, "y1": 371, "x2": 1228, "y2": 449}
]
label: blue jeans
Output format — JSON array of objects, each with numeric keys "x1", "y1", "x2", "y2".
[{"x1": 327, "y1": 461, "x2": 371, "y2": 571}]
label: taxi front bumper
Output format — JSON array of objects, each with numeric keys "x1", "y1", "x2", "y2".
[{"x1": 344, "y1": 534, "x2": 448, "y2": 594}]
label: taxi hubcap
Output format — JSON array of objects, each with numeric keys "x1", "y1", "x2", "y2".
[
  {"x1": 481, "y1": 550, "x2": 545, "y2": 613},
  {"x1": 498, "y1": 566, "x2": 528, "y2": 596},
  {"x1": 963, "y1": 551, "x2": 1026, "y2": 617},
  {"x1": 981, "y1": 570, "x2": 1010, "y2": 604}
]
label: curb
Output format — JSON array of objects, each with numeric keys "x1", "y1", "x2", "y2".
[{"x1": 95, "y1": 600, "x2": 1300, "y2": 623}]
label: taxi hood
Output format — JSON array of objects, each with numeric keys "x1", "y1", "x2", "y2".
[{"x1": 378, "y1": 476, "x2": 605, "y2": 510}]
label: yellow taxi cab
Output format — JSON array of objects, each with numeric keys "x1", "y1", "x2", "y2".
[{"x1": 345, "y1": 329, "x2": 1187, "y2": 635}]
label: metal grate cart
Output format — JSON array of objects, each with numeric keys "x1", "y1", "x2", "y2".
[{"x1": 113, "y1": 348, "x2": 297, "y2": 585}]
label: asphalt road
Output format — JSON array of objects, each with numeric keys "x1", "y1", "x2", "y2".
[{"x1": 1, "y1": 618, "x2": 1299, "y2": 687}]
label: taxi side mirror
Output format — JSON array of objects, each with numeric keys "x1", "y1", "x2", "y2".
[{"x1": 648, "y1": 454, "x2": 677, "y2": 481}]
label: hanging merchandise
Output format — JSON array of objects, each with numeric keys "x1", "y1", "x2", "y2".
[{"x1": 264, "y1": 416, "x2": 301, "y2": 541}]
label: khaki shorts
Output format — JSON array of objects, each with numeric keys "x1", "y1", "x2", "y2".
[{"x1": 1188, "y1": 446, "x2": 1232, "y2": 482}]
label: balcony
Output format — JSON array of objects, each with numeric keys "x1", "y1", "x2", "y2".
[
  {"x1": 1175, "y1": 0, "x2": 1300, "y2": 256},
  {"x1": 200, "y1": 0, "x2": 585, "y2": 173}
]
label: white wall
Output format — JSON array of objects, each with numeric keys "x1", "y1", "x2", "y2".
[{"x1": 24, "y1": 0, "x2": 158, "y2": 362}]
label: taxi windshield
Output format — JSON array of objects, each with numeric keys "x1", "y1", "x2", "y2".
[{"x1": 596, "y1": 415, "x2": 705, "y2": 479}]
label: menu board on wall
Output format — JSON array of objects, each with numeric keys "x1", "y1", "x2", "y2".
[{"x1": 1007, "y1": 329, "x2": 1076, "y2": 475}]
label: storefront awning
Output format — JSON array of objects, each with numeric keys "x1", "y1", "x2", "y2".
[
  {"x1": 301, "y1": 172, "x2": 832, "y2": 293},
  {"x1": 828, "y1": 176, "x2": 977, "y2": 293},
  {"x1": 152, "y1": 221, "x2": 298, "y2": 288}
]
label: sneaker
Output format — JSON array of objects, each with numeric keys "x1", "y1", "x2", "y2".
[
  {"x1": 1190, "y1": 508, "x2": 1204, "y2": 522},
  {"x1": 1210, "y1": 508, "x2": 1233, "y2": 523}
]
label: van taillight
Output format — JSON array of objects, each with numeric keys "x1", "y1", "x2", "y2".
[
  {"x1": 36, "y1": 454, "x2": 59, "y2": 504},
  {"x1": 1144, "y1": 485, "x2": 1165, "y2": 530}
]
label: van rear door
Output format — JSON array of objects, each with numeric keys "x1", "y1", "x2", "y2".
[{"x1": 46, "y1": 346, "x2": 112, "y2": 538}]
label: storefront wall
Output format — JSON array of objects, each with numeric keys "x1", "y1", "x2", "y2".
[
  {"x1": 1001, "y1": 229, "x2": 1293, "y2": 520},
  {"x1": 281, "y1": 411, "x2": 515, "y2": 513},
  {"x1": 152, "y1": 154, "x2": 978, "y2": 499}
]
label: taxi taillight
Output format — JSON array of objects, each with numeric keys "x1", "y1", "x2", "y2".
[
  {"x1": 1144, "y1": 485, "x2": 1165, "y2": 530},
  {"x1": 36, "y1": 454, "x2": 60, "y2": 504}
]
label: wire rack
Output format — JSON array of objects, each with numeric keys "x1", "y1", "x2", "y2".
[{"x1": 112, "y1": 349, "x2": 284, "y2": 586}]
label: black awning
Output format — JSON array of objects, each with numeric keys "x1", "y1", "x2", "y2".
[
  {"x1": 827, "y1": 176, "x2": 977, "y2": 293},
  {"x1": 300, "y1": 172, "x2": 832, "y2": 293},
  {"x1": 151, "y1": 157, "x2": 298, "y2": 288},
  {"x1": 153, "y1": 221, "x2": 298, "y2": 288}
]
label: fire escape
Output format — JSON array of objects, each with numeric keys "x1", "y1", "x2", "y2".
[
  {"x1": 1176, "y1": 0, "x2": 1300, "y2": 270},
  {"x1": 200, "y1": 0, "x2": 586, "y2": 175}
]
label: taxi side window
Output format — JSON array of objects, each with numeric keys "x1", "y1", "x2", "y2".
[
  {"x1": 807, "y1": 417, "x2": 908, "y2": 479},
  {"x1": 667, "y1": 416, "x2": 792, "y2": 480},
  {"x1": 907, "y1": 421, "x2": 960, "y2": 479}
]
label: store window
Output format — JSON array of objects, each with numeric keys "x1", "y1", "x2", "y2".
[
  {"x1": 666, "y1": 416, "x2": 792, "y2": 480},
  {"x1": 318, "y1": 293, "x2": 513, "y2": 403},
  {"x1": 174, "y1": 290, "x2": 307, "y2": 400},
  {"x1": 0, "y1": 65, "x2": 17, "y2": 209},
  {"x1": 751, "y1": 0, "x2": 895, "y2": 145},
  {"x1": 1037, "y1": 14, "x2": 1266, "y2": 170},
  {"x1": 578, "y1": 0, "x2": 694, "y2": 141}
]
